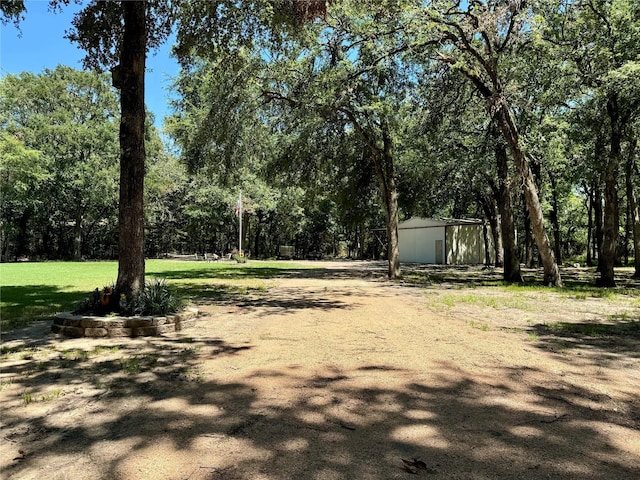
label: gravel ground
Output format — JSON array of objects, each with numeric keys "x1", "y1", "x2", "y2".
[{"x1": 1, "y1": 261, "x2": 639, "y2": 479}]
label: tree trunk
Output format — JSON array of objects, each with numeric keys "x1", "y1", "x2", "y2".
[
  {"x1": 345, "y1": 111, "x2": 400, "y2": 279},
  {"x1": 585, "y1": 183, "x2": 593, "y2": 266},
  {"x1": 626, "y1": 138, "x2": 640, "y2": 277},
  {"x1": 375, "y1": 125, "x2": 401, "y2": 279},
  {"x1": 598, "y1": 95, "x2": 622, "y2": 287},
  {"x1": 492, "y1": 136, "x2": 523, "y2": 282},
  {"x1": 72, "y1": 208, "x2": 84, "y2": 261},
  {"x1": 115, "y1": 1, "x2": 146, "y2": 300},
  {"x1": 15, "y1": 209, "x2": 31, "y2": 260},
  {"x1": 494, "y1": 99, "x2": 561, "y2": 286},
  {"x1": 478, "y1": 190, "x2": 503, "y2": 267},
  {"x1": 492, "y1": 210, "x2": 503, "y2": 267},
  {"x1": 254, "y1": 210, "x2": 263, "y2": 258},
  {"x1": 548, "y1": 172, "x2": 563, "y2": 266},
  {"x1": 594, "y1": 180, "x2": 604, "y2": 271},
  {"x1": 482, "y1": 222, "x2": 491, "y2": 265}
]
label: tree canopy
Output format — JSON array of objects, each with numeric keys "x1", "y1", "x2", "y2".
[{"x1": 3, "y1": 0, "x2": 639, "y2": 287}]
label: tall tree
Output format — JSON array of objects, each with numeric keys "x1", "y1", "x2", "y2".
[
  {"x1": 261, "y1": 0, "x2": 421, "y2": 278},
  {"x1": 541, "y1": 0, "x2": 640, "y2": 286},
  {"x1": 67, "y1": 0, "x2": 175, "y2": 298},
  {"x1": 416, "y1": 0, "x2": 562, "y2": 286},
  {"x1": 113, "y1": 1, "x2": 147, "y2": 298},
  {"x1": 2, "y1": 1, "x2": 174, "y2": 297},
  {"x1": 0, "y1": 67, "x2": 120, "y2": 260}
]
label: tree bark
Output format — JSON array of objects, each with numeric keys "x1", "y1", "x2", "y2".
[
  {"x1": 493, "y1": 97, "x2": 561, "y2": 286},
  {"x1": 115, "y1": 1, "x2": 146, "y2": 300},
  {"x1": 478, "y1": 190, "x2": 503, "y2": 267},
  {"x1": 548, "y1": 172, "x2": 563, "y2": 266},
  {"x1": 375, "y1": 124, "x2": 401, "y2": 279},
  {"x1": 342, "y1": 110, "x2": 400, "y2": 279},
  {"x1": 598, "y1": 95, "x2": 622, "y2": 286},
  {"x1": 585, "y1": 182, "x2": 593, "y2": 266},
  {"x1": 491, "y1": 208, "x2": 503, "y2": 267},
  {"x1": 15, "y1": 209, "x2": 31, "y2": 260},
  {"x1": 72, "y1": 208, "x2": 84, "y2": 261},
  {"x1": 492, "y1": 134, "x2": 523, "y2": 282},
  {"x1": 626, "y1": 138, "x2": 640, "y2": 277},
  {"x1": 594, "y1": 180, "x2": 604, "y2": 271}
]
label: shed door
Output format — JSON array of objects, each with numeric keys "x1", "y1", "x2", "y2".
[{"x1": 435, "y1": 239, "x2": 444, "y2": 264}]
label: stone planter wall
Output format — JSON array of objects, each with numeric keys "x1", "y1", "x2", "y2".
[{"x1": 51, "y1": 307, "x2": 199, "y2": 338}]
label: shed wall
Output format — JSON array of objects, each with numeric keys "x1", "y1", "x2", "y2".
[
  {"x1": 446, "y1": 224, "x2": 485, "y2": 265},
  {"x1": 398, "y1": 218, "x2": 494, "y2": 265},
  {"x1": 398, "y1": 226, "x2": 445, "y2": 263}
]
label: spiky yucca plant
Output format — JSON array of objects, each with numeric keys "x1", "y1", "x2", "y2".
[{"x1": 131, "y1": 279, "x2": 184, "y2": 316}]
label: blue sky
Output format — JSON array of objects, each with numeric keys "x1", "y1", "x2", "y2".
[{"x1": 1, "y1": 1, "x2": 180, "y2": 129}]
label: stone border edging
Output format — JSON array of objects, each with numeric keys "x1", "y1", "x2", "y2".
[{"x1": 51, "y1": 307, "x2": 200, "y2": 338}]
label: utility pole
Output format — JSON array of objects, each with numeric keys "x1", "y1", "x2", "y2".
[{"x1": 237, "y1": 192, "x2": 242, "y2": 254}]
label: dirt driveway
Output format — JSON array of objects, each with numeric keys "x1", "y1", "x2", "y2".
[{"x1": 1, "y1": 261, "x2": 639, "y2": 479}]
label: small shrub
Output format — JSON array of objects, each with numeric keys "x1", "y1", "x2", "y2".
[
  {"x1": 233, "y1": 252, "x2": 247, "y2": 263},
  {"x1": 130, "y1": 279, "x2": 184, "y2": 316},
  {"x1": 74, "y1": 283, "x2": 119, "y2": 316},
  {"x1": 120, "y1": 357, "x2": 141, "y2": 374},
  {"x1": 74, "y1": 279, "x2": 183, "y2": 317}
]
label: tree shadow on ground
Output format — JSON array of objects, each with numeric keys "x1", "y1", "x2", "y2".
[
  {"x1": 148, "y1": 261, "x2": 390, "y2": 283},
  {"x1": 0, "y1": 285, "x2": 86, "y2": 331},
  {"x1": 530, "y1": 314, "x2": 640, "y2": 363},
  {"x1": 174, "y1": 282, "x2": 356, "y2": 316},
  {"x1": 2, "y1": 343, "x2": 638, "y2": 479},
  {"x1": 400, "y1": 264, "x2": 640, "y2": 291},
  {"x1": 171, "y1": 269, "x2": 394, "y2": 316}
]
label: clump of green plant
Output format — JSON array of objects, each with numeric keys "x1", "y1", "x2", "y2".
[
  {"x1": 22, "y1": 391, "x2": 33, "y2": 405},
  {"x1": 130, "y1": 279, "x2": 184, "y2": 316},
  {"x1": 0, "y1": 378, "x2": 14, "y2": 392},
  {"x1": 73, "y1": 279, "x2": 183, "y2": 317},
  {"x1": 120, "y1": 357, "x2": 141, "y2": 374},
  {"x1": 40, "y1": 389, "x2": 61, "y2": 402},
  {"x1": 469, "y1": 320, "x2": 490, "y2": 331},
  {"x1": 232, "y1": 252, "x2": 247, "y2": 263},
  {"x1": 74, "y1": 283, "x2": 119, "y2": 316}
]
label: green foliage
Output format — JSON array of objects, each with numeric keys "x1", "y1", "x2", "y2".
[
  {"x1": 131, "y1": 279, "x2": 185, "y2": 316},
  {"x1": 119, "y1": 357, "x2": 141, "y2": 374},
  {"x1": 0, "y1": 66, "x2": 120, "y2": 260},
  {"x1": 233, "y1": 252, "x2": 248, "y2": 263},
  {"x1": 4, "y1": 1, "x2": 640, "y2": 283},
  {"x1": 73, "y1": 283, "x2": 124, "y2": 317},
  {"x1": 73, "y1": 278, "x2": 184, "y2": 317}
]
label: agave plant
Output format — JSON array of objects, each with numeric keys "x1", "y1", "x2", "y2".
[{"x1": 131, "y1": 279, "x2": 184, "y2": 316}]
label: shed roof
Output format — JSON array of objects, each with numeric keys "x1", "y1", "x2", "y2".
[{"x1": 398, "y1": 217, "x2": 483, "y2": 229}]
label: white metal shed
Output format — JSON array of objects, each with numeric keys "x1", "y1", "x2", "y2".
[{"x1": 398, "y1": 217, "x2": 493, "y2": 265}]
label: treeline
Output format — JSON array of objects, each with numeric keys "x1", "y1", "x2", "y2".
[
  {"x1": 0, "y1": 67, "x2": 384, "y2": 261},
  {"x1": 2, "y1": 1, "x2": 639, "y2": 287}
]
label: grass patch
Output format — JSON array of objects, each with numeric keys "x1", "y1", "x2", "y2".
[
  {"x1": 541, "y1": 320, "x2": 640, "y2": 337},
  {"x1": 60, "y1": 349, "x2": 90, "y2": 362},
  {"x1": 469, "y1": 320, "x2": 490, "y2": 331},
  {"x1": 0, "y1": 378, "x2": 14, "y2": 392},
  {"x1": 120, "y1": 357, "x2": 141, "y2": 374},
  {"x1": 21, "y1": 391, "x2": 33, "y2": 405},
  {"x1": 432, "y1": 292, "x2": 530, "y2": 310},
  {"x1": 0, "y1": 260, "x2": 311, "y2": 331},
  {"x1": 40, "y1": 389, "x2": 62, "y2": 402}
]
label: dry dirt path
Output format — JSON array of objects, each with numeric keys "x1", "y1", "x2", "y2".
[{"x1": 1, "y1": 261, "x2": 639, "y2": 479}]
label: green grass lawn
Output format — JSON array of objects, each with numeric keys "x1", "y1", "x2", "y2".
[{"x1": 0, "y1": 260, "x2": 311, "y2": 331}]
